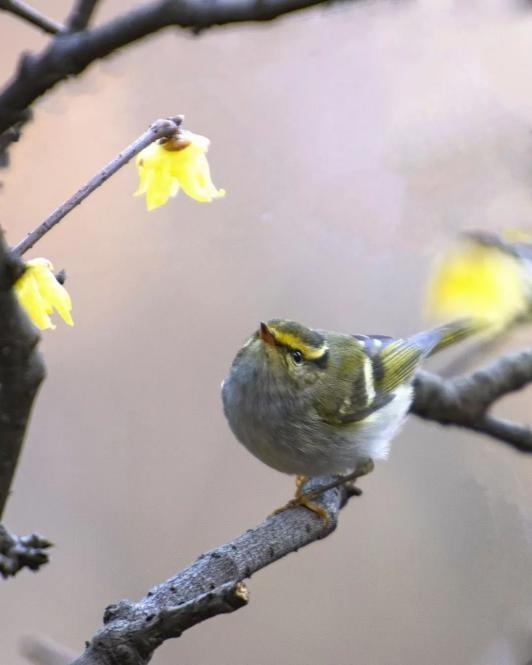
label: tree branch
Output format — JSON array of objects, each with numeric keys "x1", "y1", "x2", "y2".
[
  {"x1": 0, "y1": 524, "x2": 51, "y2": 578},
  {"x1": 65, "y1": 0, "x2": 100, "y2": 32},
  {"x1": 0, "y1": 0, "x2": 356, "y2": 137},
  {"x1": 12, "y1": 117, "x2": 182, "y2": 256},
  {"x1": 0, "y1": 230, "x2": 46, "y2": 518},
  {"x1": 69, "y1": 476, "x2": 356, "y2": 665},
  {"x1": 471, "y1": 414, "x2": 532, "y2": 452},
  {"x1": 412, "y1": 349, "x2": 532, "y2": 452},
  {"x1": 0, "y1": 0, "x2": 64, "y2": 35}
]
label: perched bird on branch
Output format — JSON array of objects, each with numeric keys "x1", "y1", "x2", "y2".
[{"x1": 222, "y1": 318, "x2": 478, "y2": 517}]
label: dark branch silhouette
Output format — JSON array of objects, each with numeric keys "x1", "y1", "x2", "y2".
[
  {"x1": 0, "y1": 0, "x2": 362, "y2": 143},
  {"x1": 413, "y1": 349, "x2": 532, "y2": 452},
  {"x1": 0, "y1": 525, "x2": 51, "y2": 578},
  {"x1": 0, "y1": 232, "x2": 49, "y2": 573},
  {"x1": 65, "y1": 0, "x2": 100, "y2": 32},
  {"x1": 0, "y1": 231, "x2": 45, "y2": 519}
]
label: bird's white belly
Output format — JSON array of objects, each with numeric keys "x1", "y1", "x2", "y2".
[{"x1": 352, "y1": 384, "x2": 413, "y2": 461}]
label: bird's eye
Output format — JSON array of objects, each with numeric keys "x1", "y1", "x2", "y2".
[{"x1": 291, "y1": 349, "x2": 303, "y2": 364}]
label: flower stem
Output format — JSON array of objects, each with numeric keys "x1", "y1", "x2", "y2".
[{"x1": 12, "y1": 117, "x2": 182, "y2": 256}]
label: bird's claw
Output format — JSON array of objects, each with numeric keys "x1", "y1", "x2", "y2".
[
  {"x1": 272, "y1": 460, "x2": 375, "y2": 524},
  {"x1": 272, "y1": 495, "x2": 330, "y2": 524}
]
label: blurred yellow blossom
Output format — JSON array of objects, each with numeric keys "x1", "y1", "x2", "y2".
[
  {"x1": 14, "y1": 258, "x2": 73, "y2": 330},
  {"x1": 134, "y1": 130, "x2": 225, "y2": 210},
  {"x1": 425, "y1": 233, "x2": 531, "y2": 334}
]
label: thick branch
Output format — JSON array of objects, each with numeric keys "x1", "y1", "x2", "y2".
[
  {"x1": 0, "y1": 0, "x2": 64, "y2": 35},
  {"x1": 412, "y1": 349, "x2": 532, "y2": 452},
  {"x1": 0, "y1": 0, "x2": 355, "y2": 136},
  {"x1": 0, "y1": 231, "x2": 45, "y2": 517},
  {"x1": 0, "y1": 524, "x2": 51, "y2": 577},
  {"x1": 65, "y1": 0, "x2": 100, "y2": 32},
  {"x1": 12, "y1": 117, "x2": 182, "y2": 255},
  {"x1": 69, "y1": 477, "x2": 355, "y2": 665}
]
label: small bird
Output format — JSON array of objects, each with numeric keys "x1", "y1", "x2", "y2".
[{"x1": 222, "y1": 319, "x2": 476, "y2": 515}]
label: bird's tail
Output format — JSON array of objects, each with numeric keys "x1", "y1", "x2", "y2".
[
  {"x1": 409, "y1": 318, "x2": 484, "y2": 358},
  {"x1": 376, "y1": 319, "x2": 484, "y2": 394}
]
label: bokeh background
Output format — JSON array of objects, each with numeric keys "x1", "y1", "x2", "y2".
[{"x1": 1, "y1": 1, "x2": 532, "y2": 663}]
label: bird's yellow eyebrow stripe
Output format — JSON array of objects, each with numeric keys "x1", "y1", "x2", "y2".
[{"x1": 270, "y1": 330, "x2": 328, "y2": 360}]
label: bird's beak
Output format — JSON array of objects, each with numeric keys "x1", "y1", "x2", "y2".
[{"x1": 259, "y1": 321, "x2": 276, "y2": 346}]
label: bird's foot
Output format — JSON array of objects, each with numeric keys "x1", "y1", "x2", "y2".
[
  {"x1": 272, "y1": 460, "x2": 375, "y2": 524},
  {"x1": 272, "y1": 475, "x2": 329, "y2": 521},
  {"x1": 273, "y1": 494, "x2": 330, "y2": 523},
  {"x1": 295, "y1": 475, "x2": 309, "y2": 498}
]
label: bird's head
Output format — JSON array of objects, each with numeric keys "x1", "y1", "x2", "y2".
[{"x1": 231, "y1": 319, "x2": 330, "y2": 391}]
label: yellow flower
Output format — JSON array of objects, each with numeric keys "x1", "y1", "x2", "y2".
[
  {"x1": 425, "y1": 234, "x2": 531, "y2": 334},
  {"x1": 135, "y1": 130, "x2": 226, "y2": 210},
  {"x1": 14, "y1": 258, "x2": 73, "y2": 331}
]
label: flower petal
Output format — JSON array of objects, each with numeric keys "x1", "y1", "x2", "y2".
[
  {"x1": 146, "y1": 171, "x2": 180, "y2": 211},
  {"x1": 134, "y1": 131, "x2": 225, "y2": 209},
  {"x1": 33, "y1": 264, "x2": 73, "y2": 326},
  {"x1": 172, "y1": 152, "x2": 225, "y2": 202},
  {"x1": 15, "y1": 271, "x2": 54, "y2": 330},
  {"x1": 14, "y1": 258, "x2": 73, "y2": 330}
]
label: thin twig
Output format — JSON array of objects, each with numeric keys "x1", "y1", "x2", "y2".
[
  {"x1": 65, "y1": 0, "x2": 100, "y2": 32},
  {"x1": 12, "y1": 117, "x2": 182, "y2": 256},
  {"x1": 0, "y1": 0, "x2": 64, "y2": 35},
  {"x1": 0, "y1": 524, "x2": 51, "y2": 578},
  {"x1": 69, "y1": 475, "x2": 355, "y2": 665}
]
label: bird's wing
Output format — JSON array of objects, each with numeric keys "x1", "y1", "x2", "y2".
[
  {"x1": 376, "y1": 338, "x2": 428, "y2": 393},
  {"x1": 375, "y1": 324, "x2": 465, "y2": 393},
  {"x1": 317, "y1": 326, "x2": 462, "y2": 426},
  {"x1": 316, "y1": 334, "x2": 396, "y2": 426}
]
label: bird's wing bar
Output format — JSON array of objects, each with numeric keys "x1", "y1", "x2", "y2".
[{"x1": 376, "y1": 327, "x2": 449, "y2": 393}]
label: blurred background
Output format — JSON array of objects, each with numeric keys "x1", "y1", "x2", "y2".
[{"x1": 1, "y1": 0, "x2": 532, "y2": 663}]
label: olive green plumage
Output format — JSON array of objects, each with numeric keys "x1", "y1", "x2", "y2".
[{"x1": 222, "y1": 318, "x2": 478, "y2": 477}]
